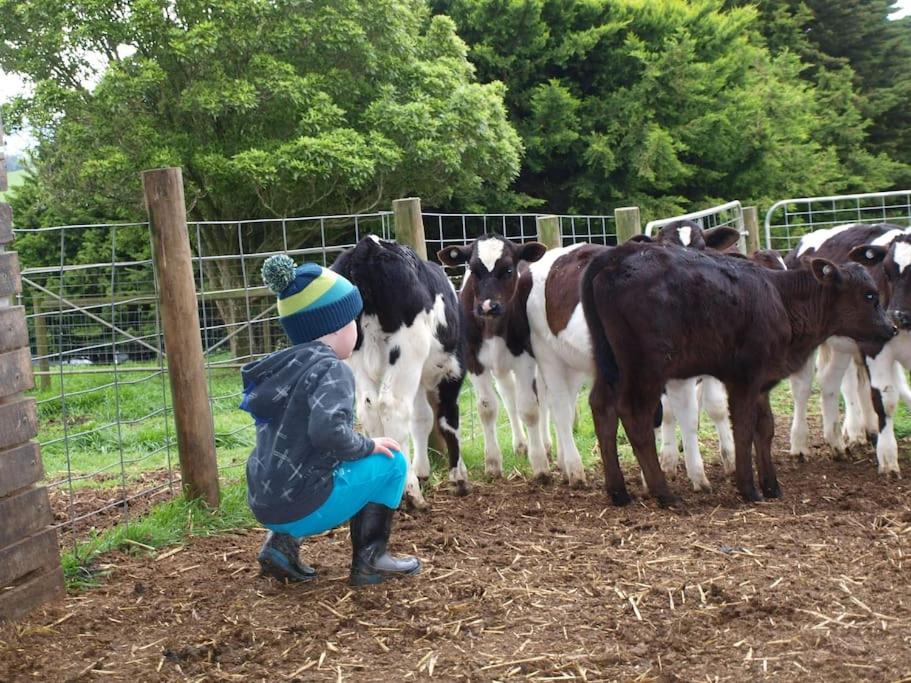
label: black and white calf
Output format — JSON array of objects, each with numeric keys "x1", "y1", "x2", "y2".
[
  {"x1": 438, "y1": 236, "x2": 550, "y2": 480},
  {"x1": 786, "y1": 223, "x2": 911, "y2": 477},
  {"x1": 331, "y1": 236, "x2": 467, "y2": 508}
]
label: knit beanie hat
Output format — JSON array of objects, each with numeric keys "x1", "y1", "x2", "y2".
[{"x1": 261, "y1": 255, "x2": 363, "y2": 345}]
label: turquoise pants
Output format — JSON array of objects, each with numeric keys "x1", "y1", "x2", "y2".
[{"x1": 265, "y1": 451, "x2": 407, "y2": 539}]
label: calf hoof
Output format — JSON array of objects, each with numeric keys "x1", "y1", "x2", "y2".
[
  {"x1": 739, "y1": 486, "x2": 765, "y2": 503},
  {"x1": 691, "y1": 480, "x2": 712, "y2": 494},
  {"x1": 514, "y1": 443, "x2": 528, "y2": 457},
  {"x1": 866, "y1": 431, "x2": 879, "y2": 446},
  {"x1": 881, "y1": 468, "x2": 902, "y2": 480},
  {"x1": 832, "y1": 448, "x2": 848, "y2": 463},
  {"x1": 533, "y1": 471, "x2": 552, "y2": 486},
  {"x1": 484, "y1": 464, "x2": 503, "y2": 479},
  {"x1": 609, "y1": 489, "x2": 633, "y2": 507},
  {"x1": 793, "y1": 452, "x2": 808, "y2": 464},
  {"x1": 761, "y1": 481, "x2": 782, "y2": 499},
  {"x1": 403, "y1": 492, "x2": 430, "y2": 512},
  {"x1": 453, "y1": 480, "x2": 471, "y2": 497},
  {"x1": 656, "y1": 493, "x2": 682, "y2": 509},
  {"x1": 567, "y1": 473, "x2": 588, "y2": 489}
]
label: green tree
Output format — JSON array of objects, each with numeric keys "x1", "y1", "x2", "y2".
[
  {"x1": 1, "y1": 0, "x2": 522, "y2": 355},
  {"x1": 434, "y1": 0, "x2": 902, "y2": 216}
]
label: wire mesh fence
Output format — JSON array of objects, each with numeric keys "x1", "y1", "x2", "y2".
[
  {"x1": 764, "y1": 190, "x2": 911, "y2": 252},
  {"x1": 15, "y1": 205, "x2": 619, "y2": 549}
]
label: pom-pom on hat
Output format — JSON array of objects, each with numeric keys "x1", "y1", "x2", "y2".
[{"x1": 261, "y1": 254, "x2": 362, "y2": 345}]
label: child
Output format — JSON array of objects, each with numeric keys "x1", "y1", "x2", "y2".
[{"x1": 240, "y1": 254, "x2": 421, "y2": 586}]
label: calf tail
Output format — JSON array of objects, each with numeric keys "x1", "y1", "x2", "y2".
[{"x1": 580, "y1": 252, "x2": 620, "y2": 389}]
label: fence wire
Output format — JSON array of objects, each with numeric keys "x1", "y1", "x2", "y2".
[
  {"x1": 15, "y1": 207, "x2": 621, "y2": 549},
  {"x1": 764, "y1": 190, "x2": 911, "y2": 252}
]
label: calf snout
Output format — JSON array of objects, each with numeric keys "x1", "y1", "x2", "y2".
[
  {"x1": 477, "y1": 300, "x2": 503, "y2": 317},
  {"x1": 888, "y1": 309, "x2": 911, "y2": 330}
]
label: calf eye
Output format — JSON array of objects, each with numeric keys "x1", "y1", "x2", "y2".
[{"x1": 865, "y1": 293, "x2": 878, "y2": 304}]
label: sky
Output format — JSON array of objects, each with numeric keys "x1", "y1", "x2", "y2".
[{"x1": 3, "y1": 0, "x2": 911, "y2": 158}]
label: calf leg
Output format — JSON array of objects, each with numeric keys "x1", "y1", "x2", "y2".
[
  {"x1": 868, "y1": 351, "x2": 902, "y2": 477},
  {"x1": 492, "y1": 370, "x2": 527, "y2": 457},
  {"x1": 411, "y1": 389, "x2": 434, "y2": 481},
  {"x1": 727, "y1": 385, "x2": 762, "y2": 502},
  {"x1": 818, "y1": 347, "x2": 852, "y2": 459},
  {"x1": 666, "y1": 378, "x2": 710, "y2": 492},
  {"x1": 789, "y1": 354, "x2": 814, "y2": 462},
  {"x1": 378, "y1": 348, "x2": 428, "y2": 509},
  {"x1": 657, "y1": 391, "x2": 680, "y2": 478},
  {"x1": 536, "y1": 347, "x2": 587, "y2": 486},
  {"x1": 470, "y1": 370, "x2": 504, "y2": 477},
  {"x1": 437, "y1": 377, "x2": 468, "y2": 496},
  {"x1": 841, "y1": 359, "x2": 868, "y2": 450},
  {"x1": 348, "y1": 353, "x2": 384, "y2": 437},
  {"x1": 701, "y1": 377, "x2": 736, "y2": 475},
  {"x1": 513, "y1": 355, "x2": 550, "y2": 481},
  {"x1": 535, "y1": 370, "x2": 553, "y2": 457},
  {"x1": 589, "y1": 375, "x2": 630, "y2": 505},
  {"x1": 754, "y1": 391, "x2": 781, "y2": 498},
  {"x1": 619, "y1": 385, "x2": 677, "y2": 507}
]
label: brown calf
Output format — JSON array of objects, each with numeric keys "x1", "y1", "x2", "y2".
[{"x1": 580, "y1": 242, "x2": 896, "y2": 505}]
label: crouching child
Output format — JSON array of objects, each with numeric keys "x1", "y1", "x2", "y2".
[{"x1": 239, "y1": 254, "x2": 421, "y2": 586}]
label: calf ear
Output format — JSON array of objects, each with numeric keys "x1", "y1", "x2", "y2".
[
  {"x1": 810, "y1": 258, "x2": 843, "y2": 286},
  {"x1": 704, "y1": 226, "x2": 741, "y2": 251},
  {"x1": 848, "y1": 244, "x2": 887, "y2": 267},
  {"x1": 437, "y1": 245, "x2": 472, "y2": 267},
  {"x1": 627, "y1": 234, "x2": 654, "y2": 243},
  {"x1": 518, "y1": 241, "x2": 547, "y2": 263}
]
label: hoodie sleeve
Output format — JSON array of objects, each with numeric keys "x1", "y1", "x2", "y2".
[{"x1": 307, "y1": 359, "x2": 375, "y2": 461}]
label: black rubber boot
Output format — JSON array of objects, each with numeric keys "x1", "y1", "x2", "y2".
[
  {"x1": 258, "y1": 531, "x2": 317, "y2": 582},
  {"x1": 349, "y1": 503, "x2": 421, "y2": 586}
]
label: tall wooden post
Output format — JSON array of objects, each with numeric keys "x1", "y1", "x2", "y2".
[
  {"x1": 743, "y1": 206, "x2": 761, "y2": 255},
  {"x1": 142, "y1": 167, "x2": 220, "y2": 507},
  {"x1": 33, "y1": 297, "x2": 51, "y2": 390},
  {"x1": 392, "y1": 197, "x2": 427, "y2": 260},
  {"x1": 614, "y1": 207, "x2": 642, "y2": 243},
  {"x1": 536, "y1": 215, "x2": 562, "y2": 250},
  {"x1": 0, "y1": 118, "x2": 65, "y2": 622}
]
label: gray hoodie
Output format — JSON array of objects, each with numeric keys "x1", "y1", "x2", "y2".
[{"x1": 240, "y1": 342, "x2": 374, "y2": 525}]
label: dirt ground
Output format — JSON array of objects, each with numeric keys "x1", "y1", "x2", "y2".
[{"x1": 3, "y1": 436, "x2": 911, "y2": 682}]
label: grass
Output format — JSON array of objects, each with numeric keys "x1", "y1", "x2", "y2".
[{"x1": 0, "y1": 168, "x2": 26, "y2": 202}]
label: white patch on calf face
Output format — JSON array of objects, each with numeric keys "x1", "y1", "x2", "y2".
[
  {"x1": 872, "y1": 229, "x2": 904, "y2": 246},
  {"x1": 477, "y1": 238, "x2": 505, "y2": 273},
  {"x1": 796, "y1": 223, "x2": 856, "y2": 257},
  {"x1": 677, "y1": 226, "x2": 692, "y2": 246},
  {"x1": 894, "y1": 242, "x2": 911, "y2": 273},
  {"x1": 368, "y1": 234, "x2": 381, "y2": 244}
]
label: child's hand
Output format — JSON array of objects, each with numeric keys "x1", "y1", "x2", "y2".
[{"x1": 373, "y1": 437, "x2": 402, "y2": 458}]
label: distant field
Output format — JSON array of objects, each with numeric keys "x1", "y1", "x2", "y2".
[{"x1": 0, "y1": 168, "x2": 26, "y2": 201}]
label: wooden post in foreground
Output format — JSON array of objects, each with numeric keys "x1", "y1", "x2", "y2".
[
  {"x1": 743, "y1": 206, "x2": 761, "y2": 254},
  {"x1": 614, "y1": 207, "x2": 642, "y2": 243},
  {"x1": 142, "y1": 167, "x2": 220, "y2": 507},
  {"x1": 0, "y1": 118, "x2": 65, "y2": 622},
  {"x1": 392, "y1": 197, "x2": 427, "y2": 260},
  {"x1": 536, "y1": 215, "x2": 562, "y2": 250}
]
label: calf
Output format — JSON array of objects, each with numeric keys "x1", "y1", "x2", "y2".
[
  {"x1": 786, "y1": 223, "x2": 911, "y2": 476},
  {"x1": 437, "y1": 236, "x2": 550, "y2": 479},
  {"x1": 581, "y1": 241, "x2": 896, "y2": 505},
  {"x1": 331, "y1": 236, "x2": 467, "y2": 509},
  {"x1": 525, "y1": 221, "x2": 741, "y2": 488},
  {"x1": 658, "y1": 248, "x2": 788, "y2": 489}
]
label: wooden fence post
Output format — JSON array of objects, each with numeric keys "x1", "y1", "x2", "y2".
[
  {"x1": 142, "y1": 167, "x2": 220, "y2": 507},
  {"x1": 614, "y1": 206, "x2": 642, "y2": 243},
  {"x1": 33, "y1": 297, "x2": 50, "y2": 390},
  {"x1": 0, "y1": 119, "x2": 66, "y2": 622},
  {"x1": 743, "y1": 206, "x2": 761, "y2": 254},
  {"x1": 392, "y1": 197, "x2": 427, "y2": 260},
  {"x1": 536, "y1": 215, "x2": 562, "y2": 249}
]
